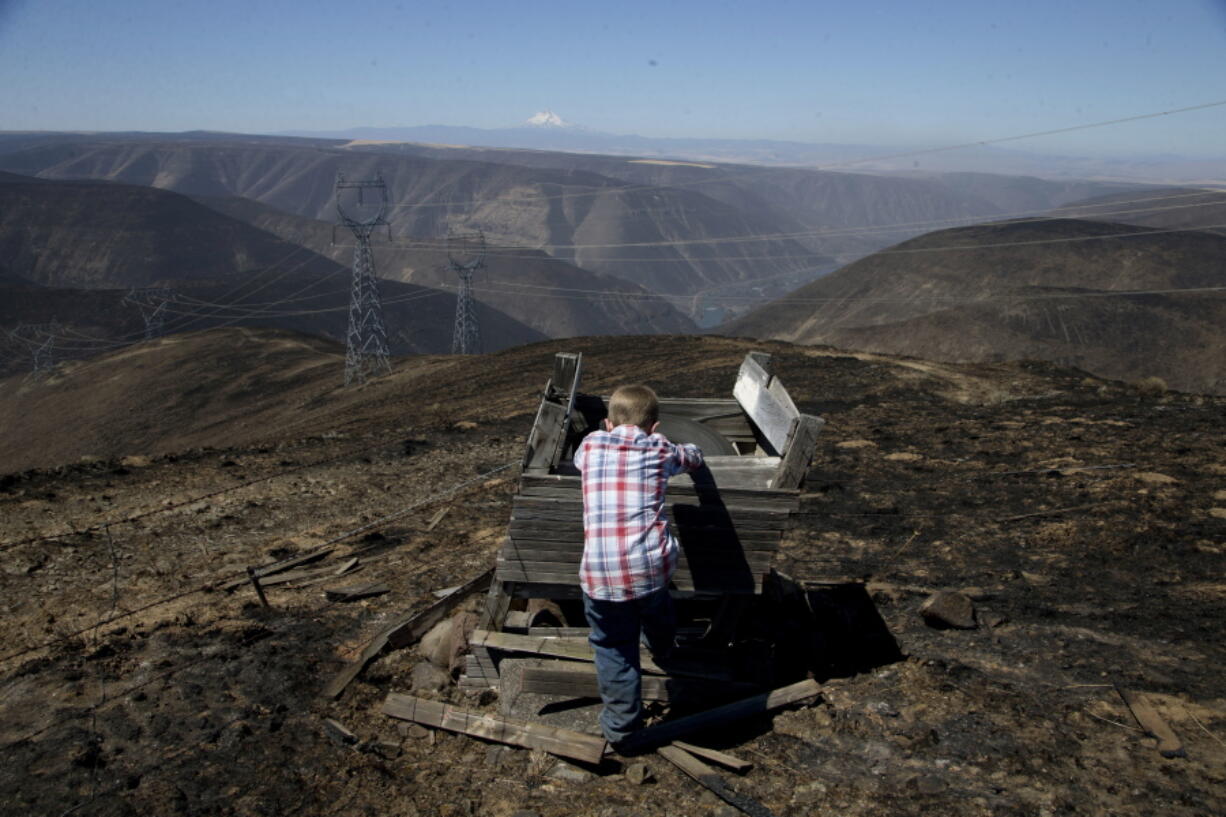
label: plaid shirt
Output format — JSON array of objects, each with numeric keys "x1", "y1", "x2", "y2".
[{"x1": 574, "y1": 424, "x2": 704, "y2": 601}]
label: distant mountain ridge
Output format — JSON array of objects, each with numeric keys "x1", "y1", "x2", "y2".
[{"x1": 275, "y1": 122, "x2": 1226, "y2": 184}]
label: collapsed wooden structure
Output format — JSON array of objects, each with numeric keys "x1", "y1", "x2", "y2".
[{"x1": 460, "y1": 351, "x2": 824, "y2": 691}]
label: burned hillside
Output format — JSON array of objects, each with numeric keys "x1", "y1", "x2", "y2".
[{"x1": 0, "y1": 333, "x2": 1223, "y2": 817}]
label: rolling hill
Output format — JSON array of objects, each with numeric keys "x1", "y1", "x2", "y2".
[
  {"x1": 0, "y1": 173, "x2": 546, "y2": 374},
  {"x1": 0, "y1": 134, "x2": 829, "y2": 300},
  {"x1": 1061, "y1": 187, "x2": 1226, "y2": 237},
  {"x1": 194, "y1": 195, "x2": 696, "y2": 338},
  {"x1": 721, "y1": 218, "x2": 1226, "y2": 393}
]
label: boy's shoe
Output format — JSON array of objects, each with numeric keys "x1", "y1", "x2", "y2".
[{"x1": 606, "y1": 734, "x2": 648, "y2": 757}]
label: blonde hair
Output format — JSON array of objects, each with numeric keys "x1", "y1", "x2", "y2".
[{"x1": 607, "y1": 384, "x2": 659, "y2": 429}]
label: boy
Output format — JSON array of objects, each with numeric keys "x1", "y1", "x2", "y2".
[{"x1": 573, "y1": 384, "x2": 704, "y2": 748}]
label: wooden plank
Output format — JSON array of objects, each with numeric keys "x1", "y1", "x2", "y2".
[
  {"x1": 320, "y1": 567, "x2": 493, "y2": 700},
  {"x1": 627, "y1": 679, "x2": 822, "y2": 749},
  {"x1": 733, "y1": 356, "x2": 797, "y2": 456},
  {"x1": 1117, "y1": 687, "x2": 1186, "y2": 758},
  {"x1": 324, "y1": 582, "x2": 390, "y2": 602},
  {"x1": 425, "y1": 506, "x2": 450, "y2": 531},
  {"x1": 257, "y1": 561, "x2": 360, "y2": 586},
  {"x1": 520, "y1": 664, "x2": 757, "y2": 703},
  {"x1": 552, "y1": 352, "x2": 583, "y2": 397},
  {"x1": 657, "y1": 745, "x2": 776, "y2": 817},
  {"x1": 672, "y1": 741, "x2": 754, "y2": 773},
  {"x1": 220, "y1": 546, "x2": 336, "y2": 590},
  {"x1": 497, "y1": 555, "x2": 775, "y2": 576},
  {"x1": 517, "y1": 474, "x2": 800, "y2": 510},
  {"x1": 501, "y1": 544, "x2": 780, "y2": 564},
  {"x1": 511, "y1": 498, "x2": 792, "y2": 527},
  {"x1": 523, "y1": 399, "x2": 569, "y2": 472},
  {"x1": 772, "y1": 414, "x2": 824, "y2": 490},
  {"x1": 494, "y1": 565, "x2": 764, "y2": 594},
  {"x1": 469, "y1": 630, "x2": 733, "y2": 681},
  {"x1": 382, "y1": 693, "x2": 606, "y2": 765}
]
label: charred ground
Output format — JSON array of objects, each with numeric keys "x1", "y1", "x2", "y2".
[{"x1": 0, "y1": 332, "x2": 1223, "y2": 817}]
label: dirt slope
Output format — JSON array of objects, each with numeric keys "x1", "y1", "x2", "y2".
[
  {"x1": 0, "y1": 332, "x2": 1222, "y2": 817},
  {"x1": 722, "y1": 218, "x2": 1226, "y2": 393}
]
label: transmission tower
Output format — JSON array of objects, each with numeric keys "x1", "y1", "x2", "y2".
[
  {"x1": 335, "y1": 171, "x2": 393, "y2": 386},
  {"x1": 447, "y1": 230, "x2": 486, "y2": 355},
  {"x1": 8, "y1": 321, "x2": 61, "y2": 375},
  {"x1": 123, "y1": 287, "x2": 174, "y2": 340}
]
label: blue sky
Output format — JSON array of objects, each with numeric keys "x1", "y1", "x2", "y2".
[{"x1": 2, "y1": 0, "x2": 1224, "y2": 156}]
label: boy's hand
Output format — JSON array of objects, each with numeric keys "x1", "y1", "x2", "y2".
[
  {"x1": 603, "y1": 419, "x2": 613, "y2": 432},
  {"x1": 650, "y1": 422, "x2": 660, "y2": 435}
]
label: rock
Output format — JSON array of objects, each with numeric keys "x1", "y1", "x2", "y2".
[
  {"x1": 1021, "y1": 571, "x2": 1051, "y2": 586},
  {"x1": 420, "y1": 619, "x2": 455, "y2": 668},
  {"x1": 364, "y1": 739, "x2": 402, "y2": 759},
  {"x1": 1209, "y1": 508, "x2": 1226, "y2": 520},
  {"x1": 1214, "y1": 490, "x2": 1226, "y2": 501},
  {"x1": 421, "y1": 610, "x2": 479, "y2": 673},
  {"x1": 453, "y1": 421, "x2": 479, "y2": 432},
  {"x1": 120, "y1": 455, "x2": 152, "y2": 468},
  {"x1": 836, "y1": 439, "x2": 877, "y2": 449},
  {"x1": 1135, "y1": 472, "x2": 1178, "y2": 486},
  {"x1": 409, "y1": 662, "x2": 452, "y2": 693},
  {"x1": 624, "y1": 761, "x2": 653, "y2": 784},
  {"x1": 398, "y1": 722, "x2": 430, "y2": 740},
  {"x1": 547, "y1": 761, "x2": 594, "y2": 783},
  {"x1": 885, "y1": 451, "x2": 922, "y2": 461},
  {"x1": 920, "y1": 591, "x2": 977, "y2": 629}
]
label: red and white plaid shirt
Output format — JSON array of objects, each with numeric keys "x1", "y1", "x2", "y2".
[{"x1": 574, "y1": 424, "x2": 704, "y2": 601}]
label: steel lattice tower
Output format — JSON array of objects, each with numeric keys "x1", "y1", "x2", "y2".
[
  {"x1": 336, "y1": 172, "x2": 393, "y2": 386},
  {"x1": 448, "y1": 230, "x2": 486, "y2": 355},
  {"x1": 8, "y1": 321, "x2": 61, "y2": 375},
  {"x1": 123, "y1": 287, "x2": 174, "y2": 340}
]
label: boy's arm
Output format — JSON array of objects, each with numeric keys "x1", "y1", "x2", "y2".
[{"x1": 670, "y1": 442, "x2": 704, "y2": 474}]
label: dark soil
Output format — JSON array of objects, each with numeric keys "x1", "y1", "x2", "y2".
[{"x1": 1, "y1": 332, "x2": 1223, "y2": 817}]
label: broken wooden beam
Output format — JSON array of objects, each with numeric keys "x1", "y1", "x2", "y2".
[
  {"x1": 321, "y1": 567, "x2": 493, "y2": 700},
  {"x1": 658, "y1": 744, "x2": 775, "y2": 817},
  {"x1": 671, "y1": 741, "x2": 753, "y2": 773},
  {"x1": 425, "y1": 506, "x2": 450, "y2": 531},
  {"x1": 1117, "y1": 686, "x2": 1186, "y2": 758},
  {"x1": 220, "y1": 546, "x2": 336, "y2": 590},
  {"x1": 258, "y1": 559, "x2": 360, "y2": 587},
  {"x1": 627, "y1": 679, "x2": 821, "y2": 750},
  {"x1": 382, "y1": 692, "x2": 605, "y2": 765},
  {"x1": 324, "y1": 583, "x2": 390, "y2": 602}
]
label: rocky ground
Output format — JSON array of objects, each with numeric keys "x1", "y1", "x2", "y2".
[{"x1": 0, "y1": 332, "x2": 1223, "y2": 816}]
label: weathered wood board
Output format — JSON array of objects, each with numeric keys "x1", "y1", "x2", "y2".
[
  {"x1": 732, "y1": 355, "x2": 798, "y2": 456},
  {"x1": 382, "y1": 693, "x2": 606, "y2": 765}
]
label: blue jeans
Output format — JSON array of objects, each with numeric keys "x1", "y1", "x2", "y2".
[{"x1": 582, "y1": 587, "x2": 676, "y2": 744}]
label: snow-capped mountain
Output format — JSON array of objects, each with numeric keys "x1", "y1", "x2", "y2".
[{"x1": 525, "y1": 110, "x2": 571, "y2": 128}]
